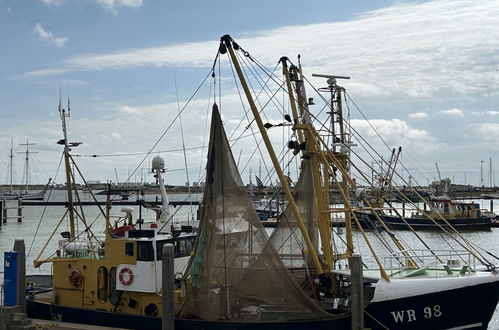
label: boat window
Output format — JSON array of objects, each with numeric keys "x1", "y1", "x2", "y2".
[
  {"x1": 156, "y1": 240, "x2": 174, "y2": 260},
  {"x1": 157, "y1": 237, "x2": 195, "y2": 259},
  {"x1": 97, "y1": 266, "x2": 108, "y2": 302},
  {"x1": 176, "y1": 240, "x2": 187, "y2": 256},
  {"x1": 125, "y1": 242, "x2": 134, "y2": 256},
  {"x1": 137, "y1": 241, "x2": 154, "y2": 261},
  {"x1": 108, "y1": 267, "x2": 120, "y2": 305}
]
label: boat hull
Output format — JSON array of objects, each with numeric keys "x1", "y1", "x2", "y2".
[
  {"x1": 26, "y1": 299, "x2": 350, "y2": 330},
  {"x1": 364, "y1": 275, "x2": 499, "y2": 330},
  {"x1": 355, "y1": 211, "x2": 492, "y2": 230}
]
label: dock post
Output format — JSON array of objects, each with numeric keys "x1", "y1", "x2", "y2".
[
  {"x1": 17, "y1": 198, "x2": 22, "y2": 222},
  {"x1": 491, "y1": 200, "x2": 494, "y2": 213},
  {"x1": 350, "y1": 253, "x2": 364, "y2": 330},
  {"x1": 13, "y1": 239, "x2": 26, "y2": 313},
  {"x1": 0, "y1": 199, "x2": 3, "y2": 228},
  {"x1": 162, "y1": 244, "x2": 174, "y2": 330},
  {"x1": 2, "y1": 200, "x2": 6, "y2": 223}
]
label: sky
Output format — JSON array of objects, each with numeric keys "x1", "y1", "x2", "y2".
[{"x1": 0, "y1": 0, "x2": 498, "y2": 188}]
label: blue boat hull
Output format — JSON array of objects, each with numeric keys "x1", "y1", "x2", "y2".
[
  {"x1": 26, "y1": 300, "x2": 350, "y2": 330},
  {"x1": 355, "y1": 211, "x2": 492, "y2": 230}
]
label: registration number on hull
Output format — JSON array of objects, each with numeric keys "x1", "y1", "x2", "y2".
[{"x1": 391, "y1": 305, "x2": 442, "y2": 323}]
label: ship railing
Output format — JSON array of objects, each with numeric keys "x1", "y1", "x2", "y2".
[{"x1": 383, "y1": 249, "x2": 475, "y2": 278}]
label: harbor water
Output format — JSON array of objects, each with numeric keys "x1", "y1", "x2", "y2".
[{"x1": 0, "y1": 190, "x2": 498, "y2": 329}]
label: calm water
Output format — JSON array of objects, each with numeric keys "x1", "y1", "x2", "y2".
[{"x1": 0, "y1": 191, "x2": 498, "y2": 329}]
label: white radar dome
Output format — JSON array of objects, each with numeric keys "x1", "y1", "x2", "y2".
[{"x1": 152, "y1": 156, "x2": 165, "y2": 170}]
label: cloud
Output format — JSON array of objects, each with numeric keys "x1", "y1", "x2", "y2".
[
  {"x1": 39, "y1": 0, "x2": 143, "y2": 13},
  {"x1": 351, "y1": 118, "x2": 443, "y2": 156},
  {"x1": 469, "y1": 123, "x2": 499, "y2": 150},
  {"x1": 439, "y1": 108, "x2": 464, "y2": 117},
  {"x1": 95, "y1": 0, "x2": 143, "y2": 14},
  {"x1": 409, "y1": 112, "x2": 428, "y2": 119},
  {"x1": 40, "y1": 0, "x2": 63, "y2": 6},
  {"x1": 33, "y1": 23, "x2": 68, "y2": 48},
  {"x1": 7, "y1": 6, "x2": 12, "y2": 13},
  {"x1": 19, "y1": 0, "x2": 499, "y2": 102}
]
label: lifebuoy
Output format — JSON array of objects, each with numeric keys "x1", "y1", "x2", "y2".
[
  {"x1": 69, "y1": 269, "x2": 83, "y2": 287},
  {"x1": 119, "y1": 267, "x2": 134, "y2": 286}
]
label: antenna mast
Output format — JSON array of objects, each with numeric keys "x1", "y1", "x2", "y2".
[{"x1": 58, "y1": 97, "x2": 78, "y2": 237}]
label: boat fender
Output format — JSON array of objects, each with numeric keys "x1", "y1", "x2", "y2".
[
  {"x1": 69, "y1": 269, "x2": 83, "y2": 287},
  {"x1": 119, "y1": 267, "x2": 134, "y2": 285}
]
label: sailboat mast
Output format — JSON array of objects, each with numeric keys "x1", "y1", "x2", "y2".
[
  {"x1": 59, "y1": 100, "x2": 76, "y2": 237},
  {"x1": 9, "y1": 138, "x2": 13, "y2": 193},
  {"x1": 18, "y1": 140, "x2": 37, "y2": 193},
  {"x1": 222, "y1": 35, "x2": 324, "y2": 275}
]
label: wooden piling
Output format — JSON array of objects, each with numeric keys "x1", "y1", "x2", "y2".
[
  {"x1": 17, "y1": 198, "x2": 22, "y2": 222},
  {"x1": 2, "y1": 199, "x2": 6, "y2": 224},
  {"x1": 350, "y1": 253, "x2": 364, "y2": 330},
  {"x1": 13, "y1": 239, "x2": 26, "y2": 313},
  {"x1": 162, "y1": 244, "x2": 174, "y2": 330}
]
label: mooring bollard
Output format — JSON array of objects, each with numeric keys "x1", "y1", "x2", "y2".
[
  {"x1": 350, "y1": 253, "x2": 364, "y2": 330},
  {"x1": 162, "y1": 244, "x2": 174, "y2": 330},
  {"x1": 13, "y1": 239, "x2": 26, "y2": 313}
]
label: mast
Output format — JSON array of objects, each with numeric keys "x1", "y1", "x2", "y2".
[
  {"x1": 221, "y1": 35, "x2": 324, "y2": 275},
  {"x1": 18, "y1": 140, "x2": 37, "y2": 192},
  {"x1": 313, "y1": 74, "x2": 355, "y2": 259},
  {"x1": 59, "y1": 99, "x2": 77, "y2": 237},
  {"x1": 9, "y1": 138, "x2": 13, "y2": 193}
]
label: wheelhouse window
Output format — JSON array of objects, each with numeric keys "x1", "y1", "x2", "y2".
[
  {"x1": 137, "y1": 241, "x2": 155, "y2": 261},
  {"x1": 157, "y1": 236, "x2": 195, "y2": 260},
  {"x1": 125, "y1": 242, "x2": 134, "y2": 256}
]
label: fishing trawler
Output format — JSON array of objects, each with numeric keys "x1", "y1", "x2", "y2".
[
  {"x1": 26, "y1": 35, "x2": 499, "y2": 330},
  {"x1": 355, "y1": 177, "x2": 493, "y2": 230},
  {"x1": 209, "y1": 35, "x2": 499, "y2": 329}
]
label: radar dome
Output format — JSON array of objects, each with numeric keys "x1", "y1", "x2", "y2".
[{"x1": 152, "y1": 156, "x2": 165, "y2": 170}]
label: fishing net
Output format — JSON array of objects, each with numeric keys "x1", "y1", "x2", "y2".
[
  {"x1": 269, "y1": 159, "x2": 320, "y2": 283},
  {"x1": 179, "y1": 104, "x2": 329, "y2": 321}
]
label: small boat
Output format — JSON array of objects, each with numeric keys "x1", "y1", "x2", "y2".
[{"x1": 253, "y1": 196, "x2": 286, "y2": 220}]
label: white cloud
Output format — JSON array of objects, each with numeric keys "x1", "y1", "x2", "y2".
[
  {"x1": 485, "y1": 111, "x2": 499, "y2": 116},
  {"x1": 40, "y1": 0, "x2": 63, "y2": 6},
  {"x1": 409, "y1": 112, "x2": 428, "y2": 119},
  {"x1": 20, "y1": 0, "x2": 499, "y2": 102},
  {"x1": 439, "y1": 108, "x2": 464, "y2": 117},
  {"x1": 95, "y1": 0, "x2": 143, "y2": 14},
  {"x1": 40, "y1": 0, "x2": 143, "y2": 13},
  {"x1": 469, "y1": 123, "x2": 499, "y2": 150},
  {"x1": 33, "y1": 23, "x2": 68, "y2": 48},
  {"x1": 351, "y1": 118, "x2": 443, "y2": 155}
]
